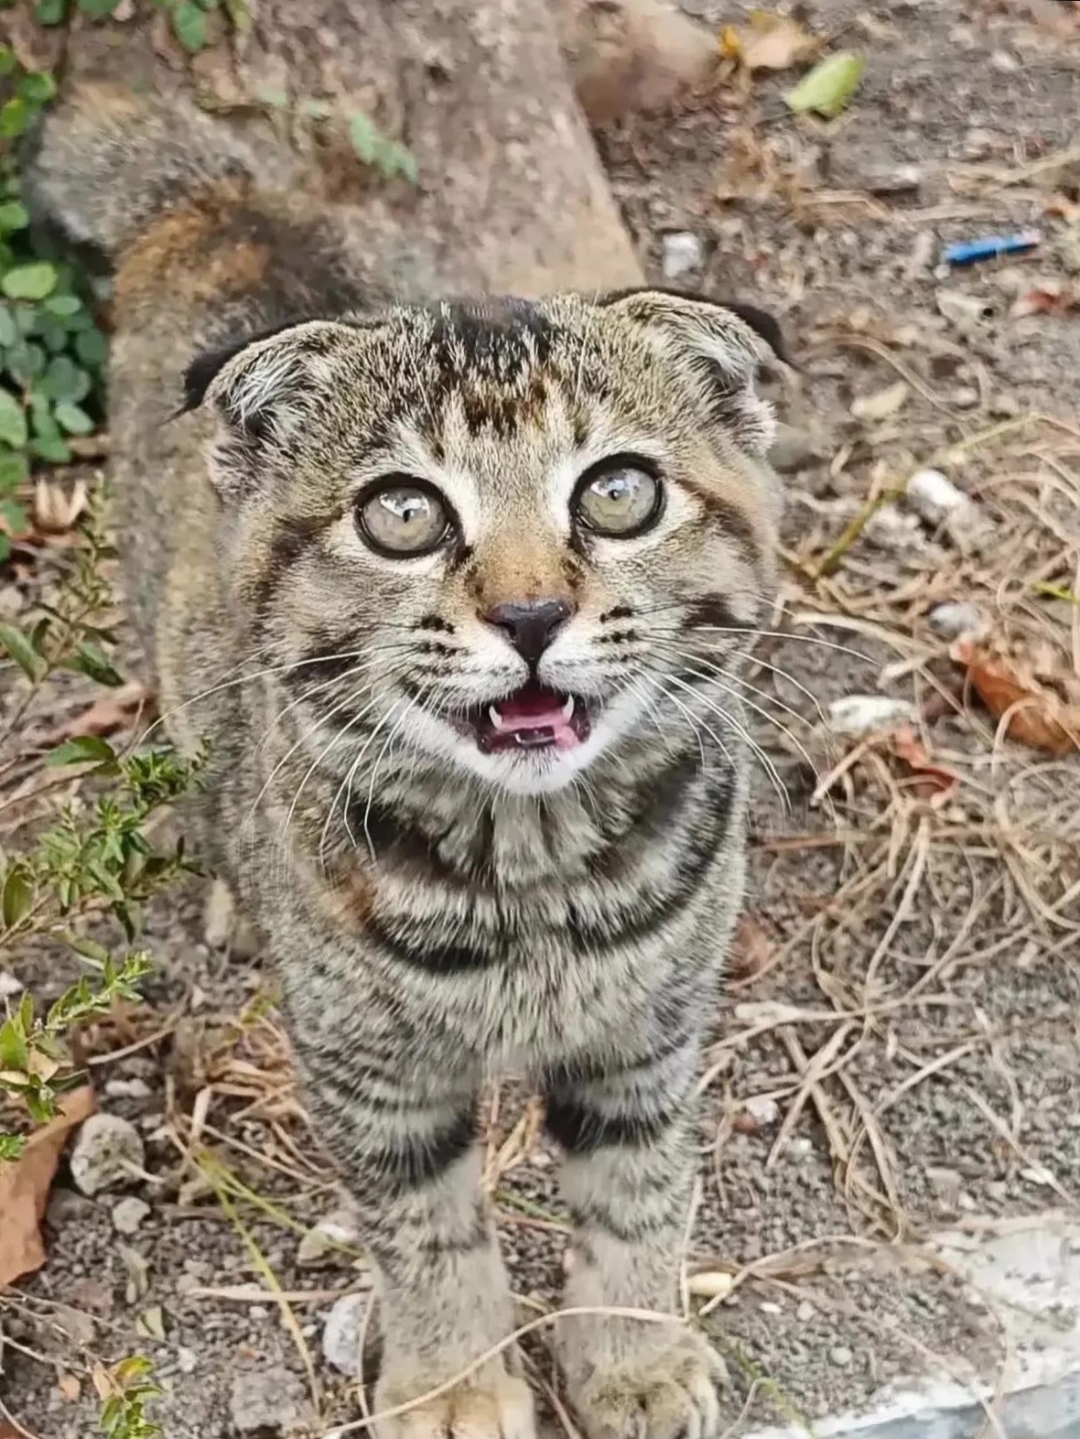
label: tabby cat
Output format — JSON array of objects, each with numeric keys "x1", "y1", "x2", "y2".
[{"x1": 29, "y1": 86, "x2": 784, "y2": 1439}]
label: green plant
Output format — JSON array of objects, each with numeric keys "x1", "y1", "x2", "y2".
[
  {"x1": 94, "y1": 1356, "x2": 163, "y2": 1439},
  {"x1": 0, "y1": 46, "x2": 109, "y2": 561}
]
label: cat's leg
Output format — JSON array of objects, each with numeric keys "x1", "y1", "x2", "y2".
[
  {"x1": 298, "y1": 1048, "x2": 535, "y2": 1439},
  {"x1": 546, "y1": 1038, "x2": 724, "y2": 1439}
]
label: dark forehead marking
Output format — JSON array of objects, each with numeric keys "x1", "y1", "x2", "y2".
[{"x1": 426, "y1": 298, "x2": 558, "y2": 379}]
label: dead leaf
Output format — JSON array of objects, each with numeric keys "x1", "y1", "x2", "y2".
[
  {"x1": 36, "y1": 681, "x2": 154, "y2": 748},
  {"x1": 721, "y1": 12, "x2": 817, "y2": 72},
  {"x1": 728, "y1": 913, "x2": 773, "y2": 982},
  {"x1": 1011, "y1": 283, "x2": 1080, "y2": 319},
  {"x1": 889, "y1": 725, "x2": 958, "y2": 803},
  {"x1": 0, "y1": 1086, "x2": 96, "y2": 1286},
  {"x1": 0, "y1": 1423, "x2": 24, "y2": 1439},
  {"x1": 58, "y1": 1373, "x2": 82, "y2": 1403},
  {"x1": 33, "y1": 478, "x2": 89, "y2": 536},
  {"x1": 952, "y1": 639, "x2": 1080, "y2": 754},
  {"x1": 851, "y1": 380, "x2": 910, "y2": 422}
]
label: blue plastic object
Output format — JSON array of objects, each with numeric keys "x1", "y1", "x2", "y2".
[{"x1": 943, "y1": 231, "x2": 1042, "y2": 266}]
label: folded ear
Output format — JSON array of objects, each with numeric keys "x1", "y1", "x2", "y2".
[
  {"x1": 181, "y1": 318, "x2": 362, "y2": 499},
  {"x1": 599, "y1": 288, "x2": 787, "y2": 456}
]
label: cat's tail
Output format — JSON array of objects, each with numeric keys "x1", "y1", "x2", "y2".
[{"x1": 22, "y1": 82, "x2": 267, "y2": 260}]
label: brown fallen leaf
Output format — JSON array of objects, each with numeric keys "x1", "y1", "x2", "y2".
[
  {"x1": 36, "y1": 681, "x2": 155, "y2": 748},
  {"x1": 952, "y1": 639, "x2": 1080, "y2": 754},
  {"x1": 0, "y1": 1086, "x2": 96, "y2": 1287},
  {"x1": 1011, "y1": 283, "x2": 1080, "y2": 319},
  {"x1": 728, "y1": 912, "x2": 773, "y2": 982},
  {"x1": 720, "y1": 12, "x2": 817, "y2": 72},
  {"x1": 889, "y1": 724, "x2": 958, "y2": 803}
]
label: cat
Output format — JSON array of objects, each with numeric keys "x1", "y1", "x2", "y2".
[{"x1": 28, "y1": 85, "x2": 784, "y2": 1439}]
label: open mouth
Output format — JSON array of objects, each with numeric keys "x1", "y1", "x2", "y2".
[{"x1": 465, "y1": 683, "x2": 592, "y2": 754}]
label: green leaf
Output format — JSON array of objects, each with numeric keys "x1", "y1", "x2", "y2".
[
  {"x1": 0, "y1": 500, "x2": 26, "y2": 538},
  {"x1": 0, "y1": 1133, "x2": 25, "y2": 1163},
  {"x1": 0, "y1": 622, "x2": 45, "y2": 680},
  {"x1": 223, "y1": 0, "x2": 249, "y2": 29},
  {"x1": 66, "y1": 935, "x2": 112, "y2": 966},
  {"x1": 0, "y1": 391, "x2": 27, "y2": 450},
  {"x1": 348, "y1": 112, "x2": 378, "y2": 164},
  {"x1": 783, "y1": 52, "x2": 864, "y2": 119},
  {"x1": 2, "y1": 865, "x2": 33, "y2": 928},
  {"x1": 0, "y1": 201, "x2": 28, "y2": 234},
  {"x1": 77, "y1": 0, "x2": 120, "y2": 13},
  {"x1": 41, "y1": 354, "x2": 89, "y2": 402},
  {"x1": 17, "y1": 71, "x2": 56, "y2": 105},
  {"x1": 0, "y1": 98, "x2": 28, "y2": 140},
  {"x1": 74, "y1": 327, "x2": 107, "y2": 368},
  {"x1": 172, "y1": 0, "x2": 208, "y2": 50},
  {"x1": 46, "y1": 734, "x2": 119, "y2": 768},
  {"x1": 0, "y1": 48, "x2": 14, "y2": 75},
  {"x1": 33, "y1": 0, "x2": 67, "y2": 21},
  {"x1": 69, "y1": 641, "x2": 123, "y2": 686},
  {"x1": 42, "y1": 294, "x2": 83, "y2": 319},
  {"x1": 255, "y1": 86, "x2": 289, "y2": 109},
  {"x1": 2, "y1": 263, "x2": 58, "y2": 301},
  {"x1": 0, "y1": 1014, "x2": 29, "y2": 1071},
  {"x1": 30, "y1": 434, "x2": 72, "y2": 463},
  {"x1": 53, "y1": 400, "x2": 94, "y2": 435},
  {"x1": 0, "y1": 306, "x2": 15, "y2": 347},
  {"x1": 0, "y1": 451, "x2": 29, "y2": 490}
]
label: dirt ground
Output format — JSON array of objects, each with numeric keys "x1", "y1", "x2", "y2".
[{"x1": 3, "y1": 0, "x2": 1080, "y2": 1435}]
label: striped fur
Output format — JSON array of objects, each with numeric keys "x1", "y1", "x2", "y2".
[{"x1": 29, "y1": 86, "x2": 784, "y2": 1439}]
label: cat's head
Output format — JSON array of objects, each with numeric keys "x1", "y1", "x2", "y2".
[{"x1": 185, "y1": 290, "x2": 785, "y2": 797}]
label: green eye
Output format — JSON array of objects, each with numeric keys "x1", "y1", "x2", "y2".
[
  {"x1": 574, "y1": 460, "x2": 662, "y2": 538},
  {"x1": 357, "y1": 479, "x2": 452, "y2": 556}
]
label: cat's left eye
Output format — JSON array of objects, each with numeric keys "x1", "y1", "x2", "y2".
[{"x1": 573, "y1": 458, "x2": 663, "y2": 538}]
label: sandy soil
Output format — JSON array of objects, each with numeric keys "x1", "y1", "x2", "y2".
[{"x1": 2, "y1": 0, "x2": 1080, "y2": 1434}]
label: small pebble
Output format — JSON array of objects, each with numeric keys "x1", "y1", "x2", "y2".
[
  {"x1": 827, "y1": 695, "x2": 919, "y2": 738},
  {"x1": 228, "y1": 1370, "x2": 307, "y2": 1435},
  {"x1": 760, "y1": 1301, "x2": 782, "y2": 1315},
  {"x1": 743, "y1": 1095, "x2": 781, "y2": 1127},
  {"x1": 927, "y1": 601, "x2": 984, "y2": 641},
  {"x1": 111, "y1": 1196, "x2": 150, "y2": 1235},
  {"x1": 177, "y1": 1348, "x2": 198, "y2": 1375},
  {"x1": 796, "y1": 1300, "x2": 815, "y2": 1322},
  {"x1": 661, "y1": 231, "x2": 704, "y2": 280},
  {"x1": 70, "y1": 1113, "x2": 145, "y2": 1196},
  {"x1": 829, "y1": 1345, "x2": 854, "y2": 1367},
  {"x1": 104, "y1": 1076, "x2": 152, "y2": 1101},
  {"x1": 322, "y1": 1291, "x2": 369, "y2": 1377},
  {"x1": 0, "y1": 969, "x2": 23, "y2": 998}
]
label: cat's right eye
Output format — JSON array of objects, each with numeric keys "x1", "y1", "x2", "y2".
[{"x1": 356, "y1": 478, "x2": 453, "y2": 557}]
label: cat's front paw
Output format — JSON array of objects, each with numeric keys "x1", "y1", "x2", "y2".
[
  {"x1": 374, "y1": 1358, "x2": 536, "y2": 1439},
  {"x1": 569, "y1": 1331, "x2": 727, "y2": 1439}
]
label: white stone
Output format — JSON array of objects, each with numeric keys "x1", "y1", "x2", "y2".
[
  {"x1": 322, "y1": 1291, "x2": 369, "y2": 1377},
  {"x1": 744, "y1": 1095, "x2": 781, "y2": 1127},
  {"x1": 827, "y1": 696, "x2": 919, "y2": 738},
  {"x1": 0, "y1": 969, "x2": 23, "y2": 998},
  {"x1": 661, "y1": 231, "x2": 704, "y2": 280},
  {"x1": 927, "y1": 601, "x2": 985, "y2": 641},
  {"x1": 69, "y1": 1113, "x2": 145, "y2": 1196},
  {"x1": 111, "y1": 1196, "x2": 150, "y2": 1235}
]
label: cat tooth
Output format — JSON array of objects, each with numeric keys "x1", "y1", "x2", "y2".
[
  {"x1": 561, "y1": 695, "x2": 575, "y2": 721},
  {"x1": 488, "y1": 705, "x2": 505, "y2": 730}
]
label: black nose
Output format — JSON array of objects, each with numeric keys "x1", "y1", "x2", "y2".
[{"x1": 482, "y1": 598, "x2": 573, "y2": 665}]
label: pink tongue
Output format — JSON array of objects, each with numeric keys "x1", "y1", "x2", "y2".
[
  {"x1": 494, "y1": 690, "x2": 579, "y2": 749},
  {"x1": 496, "y1": 690, "x2": 565, "y2": 728}
]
